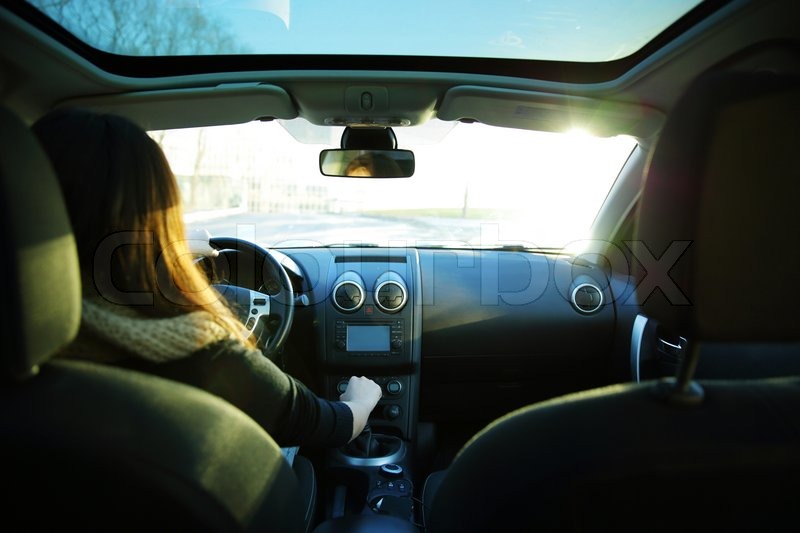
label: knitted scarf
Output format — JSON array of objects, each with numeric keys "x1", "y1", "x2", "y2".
[{"x1": 80, "y1": 298, "x2": 234, "y2": 363}]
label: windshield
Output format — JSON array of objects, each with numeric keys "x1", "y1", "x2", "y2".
[{"x1": 153, "y1": 120, "x2": 635, "y2": 250}]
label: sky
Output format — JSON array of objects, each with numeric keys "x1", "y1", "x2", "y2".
[
  {"x1": 33, "y1": 0, "x2": 703, "y2": 62},
  {"x1": 210, "y1": 0, "x2": 702, "y2": 61}
]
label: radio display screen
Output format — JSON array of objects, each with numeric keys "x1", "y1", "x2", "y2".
[{"x1": 347, "y1": 325, "x2": 391, "y2": 352}]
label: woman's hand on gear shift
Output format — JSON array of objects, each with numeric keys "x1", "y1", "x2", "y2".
[{"x1": 340, "y1": 376, "x2": 383, "y2": 442}]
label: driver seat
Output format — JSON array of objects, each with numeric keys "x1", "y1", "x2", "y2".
[{"x1": 0, "y1": 106, "x2": 306, "y2": 531}]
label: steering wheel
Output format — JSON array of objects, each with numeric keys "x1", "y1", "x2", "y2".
[{"x1": 206, "y1": 237, "x2": 295, "y2": 358}]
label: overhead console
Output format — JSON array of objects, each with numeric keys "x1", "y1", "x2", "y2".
[{"x1": 318, "y1": 248, "x2": 422, "y2": 441}]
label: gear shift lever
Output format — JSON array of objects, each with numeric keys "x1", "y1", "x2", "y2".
[
  {"x1": 339, "y1": 425, "x2": 404, "y2": 462},
  {"x1": 348, "y1": 424, "x2": 380, "y2": 457}
]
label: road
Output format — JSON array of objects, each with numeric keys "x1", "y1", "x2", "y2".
[{"x1": 187, "y1": 212, "x2": 507, "y2": 248}]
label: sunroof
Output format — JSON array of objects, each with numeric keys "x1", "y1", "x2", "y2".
[{"x1": 26, "y1": 0, "x2": 703, "y2": 63}]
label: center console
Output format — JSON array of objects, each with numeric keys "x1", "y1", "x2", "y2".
[{"x1": 316, "y1": 247, "x2": 422, "y2": 527}]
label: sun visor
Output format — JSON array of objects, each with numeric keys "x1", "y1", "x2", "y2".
[
  {"x1": 60, "y1": 83, "x2": 298, "y2": 130},
  {"x1": 438, "y1": 86, "x2": 664, "y2": 138}
]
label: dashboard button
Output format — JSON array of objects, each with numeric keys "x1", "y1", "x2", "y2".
[
  {"x1": 386, "y1": 380, "x2": 402, "y2": 395},
  {"x1": 384, "y1": 404, "x2": 401, "y2": 420}
]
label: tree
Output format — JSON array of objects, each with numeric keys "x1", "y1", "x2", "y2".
[
  {"x1": 29, "y1": 0, "x2": 248, "y2": 56},
  {"x1": 189, "y1": 129, "x2": 206, "y2": 210}
]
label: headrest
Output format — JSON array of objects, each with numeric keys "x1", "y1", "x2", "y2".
[
  {"x1": 0, "y1": 107, "x2": 81, "y2": 379},
  {"x1": 634, "y1": 72, "x2": 800, "y2": 342}
]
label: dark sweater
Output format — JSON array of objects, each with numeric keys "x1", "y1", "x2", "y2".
[{"x1": 64, "y1": 331, "x2": 353, "y2": 448}]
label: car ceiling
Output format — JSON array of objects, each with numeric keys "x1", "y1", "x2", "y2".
[{"x1": 0, "y1": 0, "x2": 798, "y2": 140}]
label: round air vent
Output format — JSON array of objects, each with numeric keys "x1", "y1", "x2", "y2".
[
  {"x1": 375, "y1": 280, "x2": 408, "y2": 313},
  {"x1": 333, "y1": 280, "x2": 365, "y2": 312},
  {"x1": 570, "y1": 283, "x2": 603, "y2": 314}
]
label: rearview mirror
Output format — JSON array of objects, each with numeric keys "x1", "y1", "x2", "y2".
[{"x1": 319, "y1": 149, "x2": 415, "y2": 178}]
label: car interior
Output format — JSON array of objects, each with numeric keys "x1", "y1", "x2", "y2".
[{"x1": 1, "y1": 0, "x2": 799, "y2": 531}]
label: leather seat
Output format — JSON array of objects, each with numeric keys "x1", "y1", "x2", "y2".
[
  {"x1": 424, "y1": 71, "x2": 800, "y2": 532},
  {"x1": 0, "y1": 105, "x2": 308, "y2": 531}
]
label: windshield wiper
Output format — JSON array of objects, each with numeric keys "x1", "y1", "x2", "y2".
[
  {"x1": 325, "y1": 243, "x2": 383, "y2": 248},
  {"x1": 322, "y1": 242, "x2": 564, "y2": 254},
  {"x1": 413, "y1": 241, "x2": 470, "y2": 249},
  {"x1": 476, "y1": 244, "x2": 564, "y2": 254}
]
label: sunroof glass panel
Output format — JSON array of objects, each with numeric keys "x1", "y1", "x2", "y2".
[{"x1": 27, "y1": 0, "x2": 703, "y2": 62}]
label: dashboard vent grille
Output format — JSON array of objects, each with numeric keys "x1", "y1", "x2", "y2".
[
  {"x1": 333, "y1": 281, "x2": 365, "y2": 312},
  {"x1": 375, "y1": 281, "x2": 407, "y2": 313},
  {"x1": 571, "y1": 283, "x2": 603, "y2": 314}
]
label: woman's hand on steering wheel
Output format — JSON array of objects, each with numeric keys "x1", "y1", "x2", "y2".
[{"x1": 206, "y1": 237, "x2": 295, "y2": 358}]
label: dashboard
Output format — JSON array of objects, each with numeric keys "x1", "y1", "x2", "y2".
[{"x1": 260, "y1": 246, "x2": 621, "y2": 439}]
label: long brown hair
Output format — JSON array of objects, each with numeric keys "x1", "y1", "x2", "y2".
[{"x1": 33, "y1": 108, "x2": 244, "y2": 337}]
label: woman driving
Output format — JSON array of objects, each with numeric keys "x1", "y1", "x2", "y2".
[{"x1": 33, "y1": 107, "x2": 382, "y2": 448}]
